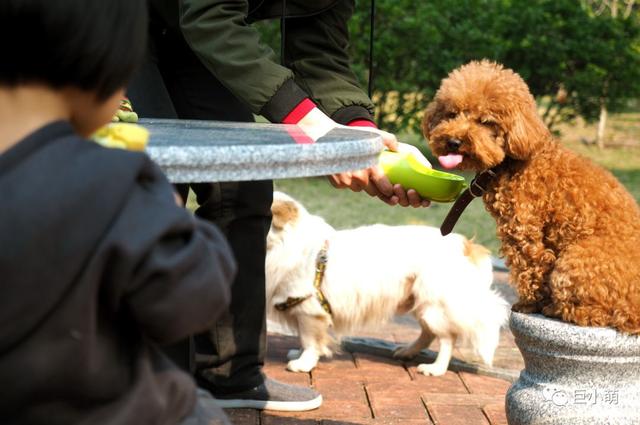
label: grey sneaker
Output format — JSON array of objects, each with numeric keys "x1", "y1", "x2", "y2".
[{"x1": 211, "y1": 378, "x2": 322, "y2": 411}]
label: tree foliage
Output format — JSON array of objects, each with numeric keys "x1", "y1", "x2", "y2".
[
  {"x1": 349, "y1": 0, "x2": 640, "y2": 133},
  {"x1": 257, "y1": 1, "x2": 640, "y2": 133}
]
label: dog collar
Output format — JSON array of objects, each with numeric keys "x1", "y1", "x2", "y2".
[
  {"x1": 273, "y1": 240, "x2": 333, "y2": 315},
  {"x1": 440, "y1": 164, "x2": 504, "y2": 236}
]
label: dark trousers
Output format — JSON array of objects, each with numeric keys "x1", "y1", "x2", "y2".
[{"x1": 128, "y1": 28, "x2": 271, "y2": 392}]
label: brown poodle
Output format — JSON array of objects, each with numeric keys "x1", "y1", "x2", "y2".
[{"x1": 423, "y1": 60, "x2": 640, "y2": 334}]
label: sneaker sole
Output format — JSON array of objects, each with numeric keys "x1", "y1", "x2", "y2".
[{"x1": 215, "y1": 394, "x2": 323, "y2": 411}]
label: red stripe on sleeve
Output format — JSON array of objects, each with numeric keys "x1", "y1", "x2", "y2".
[
  {"x1": 282, "y1": 98, "x2": 317, "y2": 124},
  {"x1": 347, "y1": 119, "x2": 378, "y2": 128}
]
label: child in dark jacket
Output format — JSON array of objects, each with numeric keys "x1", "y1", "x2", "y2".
[{"x1": 0, "y1": 1, "x2": 235, "y2": 424}]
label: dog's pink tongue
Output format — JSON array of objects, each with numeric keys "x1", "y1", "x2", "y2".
[{"x1": 438, "y1": 154, "x2": 463, "y2": 169}]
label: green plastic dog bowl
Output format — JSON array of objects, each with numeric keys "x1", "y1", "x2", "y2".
[{"x1": 379, "y1": 150, "x2": 466, "y2": 202}]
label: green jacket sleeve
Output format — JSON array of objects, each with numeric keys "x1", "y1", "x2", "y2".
[
  {"x1": 283, "y1": 0, "x2": 375, "y2": 124},
  {"x1": 178, "y1": 0, "x2": 308, "y2": 122}
]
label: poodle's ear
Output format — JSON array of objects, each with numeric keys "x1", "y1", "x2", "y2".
[
  {"x1": 271, "y1": 197, "x2": 299, "y2": 230},
  {"x1": 505, "y1": 104, "x2": 551, "y2": 160},
  {"x1": 422, "y1": 100, "x2": 442, "y2": 139}
]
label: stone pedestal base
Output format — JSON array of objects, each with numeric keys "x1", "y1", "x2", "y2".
[{"x1": 506, "y1": 313, "x2": 640, "y2": 425}]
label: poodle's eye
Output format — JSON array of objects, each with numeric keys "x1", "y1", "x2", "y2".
[
  {"x1": 444, "y1": 111, "x2": 458, "y2": 120},
  {"x1": 480, "y1": 118, "x2": 498, "y2": 128}
]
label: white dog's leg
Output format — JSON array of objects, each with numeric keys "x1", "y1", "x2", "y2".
[
  {"x1": 417, "y1": 337, "x2": 454, "y2": 376},
  {"x1": 286, "y1": 315, "x2": 329, "y2": 373},
  {"x1": 287, "y1": 347, "x2": 320, "y2": 373},
  {"x1": 393, "y1": 326, "x2": 435, "y2": 360}
]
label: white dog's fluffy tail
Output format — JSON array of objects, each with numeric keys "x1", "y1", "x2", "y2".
[
  {"x1": 469, "y1": 290, "x2": 509, "y2": 366},
  {"x1": 460, "y1": 238, "x2": 508, "y2": 366},
  {"x1": 462, "y1": 238, "x2": 494, "y2": 287}
]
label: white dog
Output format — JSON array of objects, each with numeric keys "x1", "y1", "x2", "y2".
[{"x1": 266, "y1": 192, "x2": 508, "y2": 376}]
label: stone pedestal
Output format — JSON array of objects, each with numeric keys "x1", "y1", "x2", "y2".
[{"x1": 506, "y1": 312, "x2": 640, "y2": 425}]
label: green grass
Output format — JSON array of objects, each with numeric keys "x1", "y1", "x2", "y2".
[
  {"x1": 611, "y1": 168, "x2": 640, "y2": 202},
  {"x1": 274, "y1": 175, "x2": 500, "y2": 253}
]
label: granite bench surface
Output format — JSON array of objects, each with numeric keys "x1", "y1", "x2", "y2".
[{"x1": 141, "y1": 119, "x2": 383, "y2": 183}]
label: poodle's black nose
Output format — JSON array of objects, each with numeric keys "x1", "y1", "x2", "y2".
[{"x1": 446, "y1": 138, "x2": 462, "y2": 152}]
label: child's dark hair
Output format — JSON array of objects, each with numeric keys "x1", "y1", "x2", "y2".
[{"x1": 0, "y1": 0, "x2": 148, "y2": 100}]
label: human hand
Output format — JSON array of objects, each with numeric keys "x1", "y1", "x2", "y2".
[
  {"x1": 288, "y1": 107, "x2": 394, "y2": 200},
  {"x1": 329, "y1": 124, "x2": 396, "y2": 201},
  {"x1": 389, "y1": 142, "x2": 432, "y2": 207},
  {"x1": 285, "y1": 101, "x2": 430, "y2": 207},
  {"x1": 331, "y1": 127, "x2": 431, "y2": 208}
]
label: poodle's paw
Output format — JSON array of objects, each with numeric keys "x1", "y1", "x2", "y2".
[
  {"x1": 286, "y1": 357, "x2": 317, "y2": 373},
  {"x1": 511, "y1": 301, "x2": 540, "y2": 313},
  {"x1": 416, "y1": 363, "x2": 448, "y2": 377},
  {"x1": 286, "y1": 349, "x2": 302, "y2": 361},
  {"x1": 393, "y1": 345, "x2": 419, "y2": 360},
  {"x1": 541, "y1": 304, "x2": 562, "y2": 318}
]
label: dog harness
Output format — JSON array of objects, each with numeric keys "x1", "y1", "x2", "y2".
[{"x1": 274, "y1": 240, "x2": 333, "y2": 315}]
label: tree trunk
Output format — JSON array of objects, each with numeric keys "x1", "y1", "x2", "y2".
[{"x1": 596, "y1": 102, "x2": 608, "y2": 149}]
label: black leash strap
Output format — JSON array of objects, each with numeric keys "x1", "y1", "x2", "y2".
[
  {"x1": 280, "y1": 0, "x2": 286, "y2": 65},
  {"x1": 368, "y1": 0, "x2": 375, "y2": 98},
  {"x1": 440, "y1": 169, "x2": 496, "y2": 236}
]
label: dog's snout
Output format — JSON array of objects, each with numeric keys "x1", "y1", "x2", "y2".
[{"x1": 446, "y1": 139, "x2": 462, "y2": 152}]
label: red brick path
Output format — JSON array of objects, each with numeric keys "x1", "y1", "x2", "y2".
[
  {"x1": 227, "y1": 334, "x2": 514, "y2": 425},
  {"x1": 227, "y1": 272, "x2": 520, "y2": 424}
]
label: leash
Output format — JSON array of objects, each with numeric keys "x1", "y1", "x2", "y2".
[
  {"x1": 313, "y1": 240, "x2": 332, "y2": 315},
  {"x1": 368, "y1": 0, "x2": 376, "y2": 98},
  {"x1": 440, "y1": 163, "x2": 508, "y2": 236},
  {"x1": 274, "y1": 240, "x2": 333, "y2": 315}
]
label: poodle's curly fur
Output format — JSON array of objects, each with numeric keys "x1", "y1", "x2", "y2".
[{"x1": 423, "y1": 60, "x2": 640, "y2": 333}]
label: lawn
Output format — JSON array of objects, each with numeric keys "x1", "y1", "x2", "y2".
[
  {"x1": 273, "y1": 114, "x2": 640, "y2": 256},
  {"x1": 275, "y1": 174, "x2": 500, "y2": 252}
]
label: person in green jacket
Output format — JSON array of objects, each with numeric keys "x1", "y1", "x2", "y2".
[{"x1": 128, "y1": 0, "x2": 430, "y2": 412}]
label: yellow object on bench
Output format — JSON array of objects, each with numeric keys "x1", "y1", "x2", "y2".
[{"x1": 92, "y1": 123, "x2": 149, "y2": 151}]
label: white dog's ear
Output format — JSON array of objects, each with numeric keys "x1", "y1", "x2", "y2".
[
  {"x1": 271, "y1": 197, "x2": 299, "y2": 230},
  {"x1": 505, "y1": 103, "x2": 551, "y2": 160}
]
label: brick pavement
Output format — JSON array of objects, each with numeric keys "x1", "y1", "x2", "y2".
[{"x1": 226, "y1": 272, "x2": 521, "y2": 425}]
